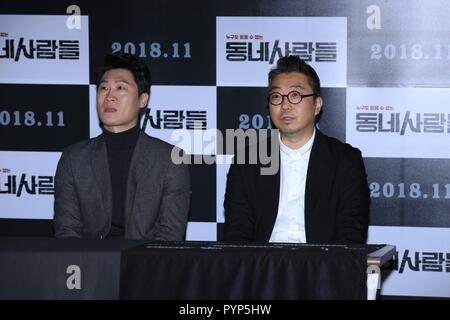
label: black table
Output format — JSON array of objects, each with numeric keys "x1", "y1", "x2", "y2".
[
  {"x1": 119, "y1": 242, "x2": 395, "y2": 300},
  {"x1": 0, "y1": 238, "x2": 394, "y2": 300},
  {"x1": 0, "y1": 237, "x2": 144, "y2": 299}
]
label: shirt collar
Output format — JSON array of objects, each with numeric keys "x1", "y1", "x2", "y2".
[{"x1": 279, "y1": 128, "x2": 316, "y2": 159}]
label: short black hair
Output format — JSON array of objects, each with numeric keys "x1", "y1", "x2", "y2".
[
  {"x1": 268, "y1": 55, "x2": 321, "y2": 97},
  {"x1": 96, "y1": 53, "x2": 151, "y2": 96}
]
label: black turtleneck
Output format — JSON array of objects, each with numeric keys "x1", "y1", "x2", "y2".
[{"x1": 103, "y1": 124, "x2": 140, "y2": 237}]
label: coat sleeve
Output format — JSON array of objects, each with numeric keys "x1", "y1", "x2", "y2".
[
  {"x1": 334, "y1": 148, "x2": 371, "y2": 244},
  {"x1": 152, "y1": 154, "x2": 191, "y2": 241},
  {"x1": 223, "y1": 163, "x2": 255, "y2": 241},
  {"x1": 53, "y1": 149, "x2": 83, "y2": 238}
]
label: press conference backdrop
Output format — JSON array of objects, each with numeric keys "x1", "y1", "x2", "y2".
[{"x1": 1, "y1": 0, "x2": 449, "y2": 298}]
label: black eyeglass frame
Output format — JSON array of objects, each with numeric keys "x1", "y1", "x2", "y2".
[{"x1": 267, "y1": 91, "x2": 316, "y2": 106}]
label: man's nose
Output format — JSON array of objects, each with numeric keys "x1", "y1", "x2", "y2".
[
  {"x1": 105, "y1": 89, "x2": 116, "y2": 101},
  {"x1": 280, "y1": 96, "x2": 292, "y2": 110}
]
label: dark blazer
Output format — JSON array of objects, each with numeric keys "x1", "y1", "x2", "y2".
[
  {"x1": 53, "y1": 132, "x2": 190, "y2": 240},
  {"x1": 223, "y1": 130, "x2": 370, "y2": 244}
]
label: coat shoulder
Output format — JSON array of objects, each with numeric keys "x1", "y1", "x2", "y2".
[
  {"x1": 317, "y1": 131, "x2": 363, "y2": 160},
  {"x1": 139, "y1": 132, "x2": 185, "y2": 158},
  {"x1": 61, "y1": 135, "x2": 103, "y2": 158}
]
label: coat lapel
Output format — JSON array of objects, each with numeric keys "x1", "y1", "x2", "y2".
[
  {"x1": 304, "y1": 130, "x2": 335, "y2": 242},
  {"x1": 255, "y1": 134, "x2": 281, "y2": 241},
  {"x1": 124, "y1": 133, "x2": 157, "y2": 227},
  {"x1": 90, "y1": 135, "x2": 112, "y2": 227},
  {"x1": 258, "y1": 162, "x2": 280, "y2": 241}
]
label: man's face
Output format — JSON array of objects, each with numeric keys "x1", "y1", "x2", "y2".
[
  {"x1": 269, "y1": 72, "x2": 322, "y2": 140},
  {"x1": 97, "y1": 68, "x2": 149, "y2": 133}
]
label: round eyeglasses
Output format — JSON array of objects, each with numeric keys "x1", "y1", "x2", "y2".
[{"x1": 268, "y1": 91, "x2": 316, "y2": 106}]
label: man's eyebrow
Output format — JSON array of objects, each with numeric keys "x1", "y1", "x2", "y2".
[
  {"x1": 269, "y1": 84, "x2": 306, "y2": 91},
  {"x1": 115, "y1": 79, "x2": 130, "y2": 84},
  {"x1": 99, "y1": 79, "x2": 130, "y2": 84},
  {"x1": 290, "y1": 84, "x2": 306, "y2": 89}
]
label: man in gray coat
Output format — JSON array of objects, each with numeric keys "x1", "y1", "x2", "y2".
[{"x1": 53, "y1": 53, "x2": 190, "y2": 240}]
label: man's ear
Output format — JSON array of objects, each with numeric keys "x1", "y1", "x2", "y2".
[
  {"x1": 314, "y1": 96, "x2": 323, "y2": 116},
  {"x1": 139, "y1": 93, "x2": 150, "y2": 109}
]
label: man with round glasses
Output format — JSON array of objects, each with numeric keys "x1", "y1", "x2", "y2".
[{"x1": 224, "y1": 55, "x2": 370, "y2": 244}]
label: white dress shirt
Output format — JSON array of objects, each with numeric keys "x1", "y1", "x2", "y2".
[{"x1": 269, "y1": 130, "x2": 315, "y2": 243}]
